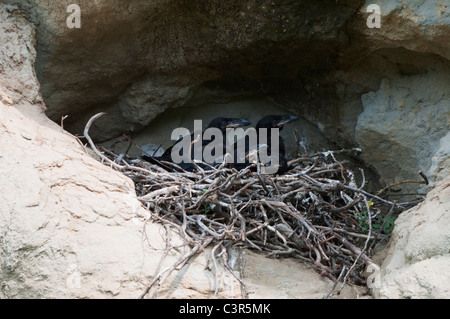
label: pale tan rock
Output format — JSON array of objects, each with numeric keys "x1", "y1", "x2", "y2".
[
  {"x1": 356, "y1": 73, "x2": 450, "y2": 191},
  {"x1": 371, "y1": 179, "x2": 450, "y2": 299},
  {"x1": 0, "y1": 4, "x2": 361, "y2": 299},
  {"x1": 0, "y1": 4, "x2": 232, "y2": 299},
  {"x1": 1, "y1": 1, "x2": 449, "y2": 300},
  {"x1": 241, "y1": 250, "x2": 367, "y2": 299},
  {"x1": 356, "y1": 1, "x2": 450, "y2": 60}
]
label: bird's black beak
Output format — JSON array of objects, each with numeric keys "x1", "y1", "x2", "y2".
[
  {"x1": 275, "y1": 115, "x2": 299, "y2": 127},
  {"x1": 226, "y1": 118, "x2": 251, "y2": 128}
]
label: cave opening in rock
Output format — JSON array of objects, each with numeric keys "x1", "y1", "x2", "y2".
[
  {"x1": 18, "y1": 0, "x2": 443, "y2": 288},
  {"x1": 68, "y1": 76, "x2": 382, "y2": 195},
  {"x1": 3, "y1": 0, "x2": 450, "y2": 299},
  {"x1": 53, "y1": 44, "x2": 449, "y2": 203},
  {"x1": 8, "y1": 0, "x2": 445, "y2": 211}
]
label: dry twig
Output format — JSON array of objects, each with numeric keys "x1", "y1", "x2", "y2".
[{"x1": 83, "y1": 113, "x2": 422, "y2": 298}]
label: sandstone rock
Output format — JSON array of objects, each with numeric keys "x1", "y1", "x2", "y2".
[
  {"x1": 3, "y1": 0, "x2": 362, "y2": 130},
  {"x1": 356, "y1": 73, "x2": 449, "y2": 188},
  {"x1": 242, "y1": 250, "x2": 367, "y2": 299},
  {"x1": 354, "y1": 0, "x2": 450, "y2": 189},
  {"x1": 0, "y1": 4, "x2": 237, "y2": 299},
  {"x1": 428, "y1": 132, "x2": 450, "y2": 186},
  {"x1": 0, "y1": 4, "x2": 42, "y2": 106},
  {"x1": 0, "y1": 3, "x2": 361, "y2": 299},
  {"x1": 357, "y1": 0, "x2": 450, "y2": 60},
  {"x1": 332, "y1": 46, "x2": 450, "y2": 189},
  {"x1": 1, "y1": 0, "x2": 449, "y2": 299},
  {"x1": 69, "y1": 75, "x2": 194, "y2": 141},
  {"x1": 371, "y1": 178, "x2": 450, "y2": 299}
]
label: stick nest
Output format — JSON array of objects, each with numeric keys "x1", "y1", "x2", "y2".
[{"x1": 83, "y1": 113, "x2": 424, "y2": 298}]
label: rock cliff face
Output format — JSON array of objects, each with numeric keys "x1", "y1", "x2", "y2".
[
  {"x1": 372, "y1": 179, "x2": 450, "y2": 298},
  {"x1": 0, "y1": 3, "x2": 359, "y2": 299},
  {"x1": 0, "y1": 0, "x2": 449, "y2": 298},
  {"x1": 3, "y1": 0, "x2": 363, "y2": 128}
]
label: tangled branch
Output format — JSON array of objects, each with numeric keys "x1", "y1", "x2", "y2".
[{"x1": 83, "y1": 113, "x2": 422, "y2": 298}]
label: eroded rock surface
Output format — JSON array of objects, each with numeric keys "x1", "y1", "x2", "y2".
[
  {"x1": 0, "y1": 4, "x2": 360, "y2": 299},
  {"x1": 1, "y1": 1, "x2": 449, "y2": 299},
  {"x1": 372, "y1": 179, "x2": 450, "y2": 299}
]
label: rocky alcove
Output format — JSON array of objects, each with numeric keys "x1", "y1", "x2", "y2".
[{"x1": 1, "y1": 0, "x2": 449, "y2": 299}]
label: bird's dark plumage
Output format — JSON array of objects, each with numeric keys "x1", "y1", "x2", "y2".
[
  {"x1": 143, "y1": 117, "x2": 251, "y2": 172},
  {"x1": 232, "y1": 114, "x2": 299, "y2": 174},
  {"x1": 257, "y1": 115, "x2": 298, "y2": 174}
]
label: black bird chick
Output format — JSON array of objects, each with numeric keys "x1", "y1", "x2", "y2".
[
  {"x1": 143, "y1": 117, "x2": 250, "y2": 172},
  {"x1": 232, "y1": 114, "x2": 298, "y2": 174},
  {"x1": 256, "y1": 115, "x2": 299, "y2": 174},
  {"x1": 203, "y1": 117, "x2": 251, "y2": 166}
]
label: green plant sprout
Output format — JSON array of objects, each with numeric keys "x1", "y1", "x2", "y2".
[{"x1": 355, "y1": 201, "x2": 396, "y2": 235}]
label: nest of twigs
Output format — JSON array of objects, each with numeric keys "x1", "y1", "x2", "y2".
[{"x1": 83, "y1": 113, "x2": 426, "y2": 299}]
